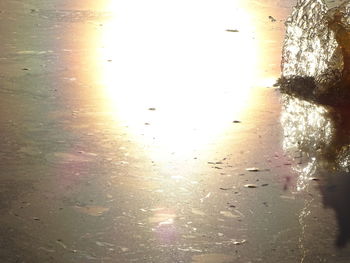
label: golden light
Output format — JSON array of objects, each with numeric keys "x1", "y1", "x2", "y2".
[{"x1": 96, "y1": 0, "x2": 258, "y2": 158}]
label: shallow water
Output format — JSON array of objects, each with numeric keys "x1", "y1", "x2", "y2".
[{"x1": 1, "y1": 0, "x2": 350, "y2": 262}]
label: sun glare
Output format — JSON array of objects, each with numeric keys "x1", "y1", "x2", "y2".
[{"x1": 96, "y1": 0, "x2": 258, "y2": 157}]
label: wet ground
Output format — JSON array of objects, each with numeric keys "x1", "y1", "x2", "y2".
[{"x1": 1, "y1": 0, "x2": 350, "y2": 262}]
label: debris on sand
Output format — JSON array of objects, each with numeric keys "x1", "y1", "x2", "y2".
[
  {"x1": 220, "y1": 187, "x2": 231, "y2": 190},
  {"x1": 38, "y1": 247, "x2": 55, "y2": 253},
  {"x1": 245, "y1": 167, "x2": 260, "y2": 172},
  {"x1": 56, "y1": 239, "x2": 67, "y2": 249},
  {"x1": 244, "y1": 184, "x2": 258, "y2": 188},
  {"x1": 200, "y1": 192, "x2": 211, "y2": 203},
  {"x1": 191, "y1": 208, "x2": 206, "y2": 216},
  {"x1": 95, "y1": 241, "x2": 115, "y2": 247},
  {"x1": 268, "y1": 15, "x2": 276, "y2": 22},
  {"x1": 73, "y1": 206, "x2": 110, "y2": 216},
  {"x1": 208, "y1": 161, "x2": 223, "y2": 165},
  {"x1": 309, "y1": 177, "x2": 320, "y2": 181},
  {"x1": 220, "y1": 211, "x2": 239, "y2": 218},
  {"x1": 269, "y1": 16, "x2": 277, "y2": 22},
  {"x1": 232, "y1": 239, "x2": 247, "y2": 245}
]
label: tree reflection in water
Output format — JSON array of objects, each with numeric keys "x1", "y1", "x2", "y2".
[{"x1": 281, "y1": 94, "x2": 350, "y2": 247}]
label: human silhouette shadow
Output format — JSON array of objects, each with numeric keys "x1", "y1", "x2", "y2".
[{"x1": 319, "y1": 172, "x2": 350, "y2": 247}]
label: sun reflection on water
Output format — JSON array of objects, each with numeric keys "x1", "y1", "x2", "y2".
[{"x1": 95, "y1": 0, "x2": 258, "y2": 158}]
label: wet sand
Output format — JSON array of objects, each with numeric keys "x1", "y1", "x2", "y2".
[{"x1": 1, "y1": 0, "x2": 350, "y2": 262}]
